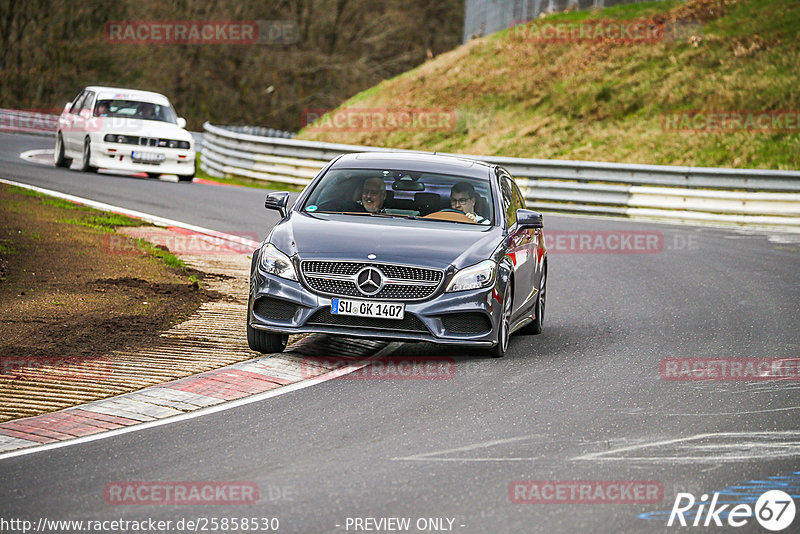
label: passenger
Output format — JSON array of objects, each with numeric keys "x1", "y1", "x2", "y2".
[
  {"x1": 450, "y1": 182, "x2": 489, "y2": 224},
  {"x1": 141, "y1": 105, "x2": 156, "y2": 120},
  {"x1": 359, "y1": 176, "x2": 387, "y2": 214}
]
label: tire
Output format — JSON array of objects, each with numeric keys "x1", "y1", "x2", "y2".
[
  {"x1": 178, "y1": 161, "x2": 196, "y2": 182},
  {"x1": 489, "y1": 282, "x2": 513, "y2": 358},
  {"x1": 520, "y1": 266, "x2": 546, "y2": 335},
  {"x1": 79, "y1": 137, "x2": 97, "y2": 173},
  {"x1": 247, "y1": 302, "x2": 288, "y2": 354},
  {"x1": 54, "y1": 133, "x2": 72, "y2": 168}
]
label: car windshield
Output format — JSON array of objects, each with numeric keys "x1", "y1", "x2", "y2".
[
  {"x1": 94, "y1": 99, "x2": 177, "y2": 123},
  {"x1": 302, "y1": 168, "x2": 494, "y2": 225}
]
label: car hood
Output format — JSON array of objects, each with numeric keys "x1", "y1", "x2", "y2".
[{"x1": 269, "y1": 212, "x2": 503, "y2": 270}]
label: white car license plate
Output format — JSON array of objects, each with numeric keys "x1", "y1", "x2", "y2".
[
  {"x1": 331, "y1": 298, "x2": 404, "y2": 320},
  {"x1": 131, "y1": 151, "x2": 165, "y2": 163}
]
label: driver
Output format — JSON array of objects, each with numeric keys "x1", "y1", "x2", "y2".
[
  {"x1": 359, "y1": 176, "x2": 387, "y2": 213},
  {"x1": 450, "y1": 182, "x2": 489, "y2": 224},
  {"x1": 141, "y1": 104, "x2": 156, "y2": 120}
]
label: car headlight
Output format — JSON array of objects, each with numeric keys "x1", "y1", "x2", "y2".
[
  {"x1": 446, "y1": 259, "x2": 496, "y2": 292},
  {"x1": 258, "y1": 243, "x2": 297, "y2": 281}
]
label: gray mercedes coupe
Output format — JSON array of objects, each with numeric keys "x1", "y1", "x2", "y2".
[{"x1": 248, "y1": 152, "x2": 547, "y2": 357}]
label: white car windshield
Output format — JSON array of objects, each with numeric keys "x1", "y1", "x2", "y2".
[{"x1": 94, "y1": 99, "x2": 177, "y2": 124}]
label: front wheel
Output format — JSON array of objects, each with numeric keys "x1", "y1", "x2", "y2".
[
  {"x1": 247, "y1": 309, "x2": 288, "y2": 354},
  {"x1": 178, "y1": 161, "x2": 196, "y2": 182},
  {"x1": 489, "y1": 284, "x2": 513, "y2": 358},
  {"x1": 79, "y1": 137, "x2": 97, "y2": 173},
  {"x1": 54, "y1": 133, "x2": 72, "y2": 168}
]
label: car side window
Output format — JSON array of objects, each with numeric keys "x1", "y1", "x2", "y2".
[
  {"x1": 499, "y1": 174, "x2": 521, "y2": 227},
  {"x1": 71, "y1": 91, "x2": 87, "y2": 113},
  {"x1": 79, "y1": 92, "x2": 95, "y2": 113},
  {"x1": 513, "y1": 181, "x2": 526, "y2": 210}
]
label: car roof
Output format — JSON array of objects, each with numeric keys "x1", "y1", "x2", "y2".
[
  {"x1": 330, "y1": 152, "x2": 495, "y2": 179},
  {"x1": 84, "y1": 86, "x2": 171, "y2": 105}
]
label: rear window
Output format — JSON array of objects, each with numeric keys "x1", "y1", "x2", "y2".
[{"x1": 302, "y1": 168, "x2": 494, "y2": 225}]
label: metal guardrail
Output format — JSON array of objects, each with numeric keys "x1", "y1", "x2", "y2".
[
  {"x1": 214, "y1": 124, "x2": 296, "y2": 139},
  {"x1": 199, "y1": 121, "x2": 800, "y2": 229},
  {"x1": 0, "y1": 108, "x2": 59, "y2": 136}
]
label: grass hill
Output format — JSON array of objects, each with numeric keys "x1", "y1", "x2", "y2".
[{"x1": 298, "y1": 0, "x2": 800, "y2": 170}]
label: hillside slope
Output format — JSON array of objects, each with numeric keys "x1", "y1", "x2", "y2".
[{"x1": 298, "y1": 0, "x2": 800, "y2": 169}]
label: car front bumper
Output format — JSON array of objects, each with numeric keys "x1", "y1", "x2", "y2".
[
  {"x1": 249, "y1": 271, "x2": 503, "y2": 349},
  {"x1": 92, "y1": 140, "x2": 195, "y2": 176}
]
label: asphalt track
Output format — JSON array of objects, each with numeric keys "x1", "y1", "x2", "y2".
[{"x1": 1, "y1": 131, "x2": 800, "y2": 533}]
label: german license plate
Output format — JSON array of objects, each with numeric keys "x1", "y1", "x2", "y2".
[
  {"x1": 131, "y1": 151, "x2": 165, "y2": 162},
  {"x1": 331, "y1": 298, "x2": 404, "y2": 320}
]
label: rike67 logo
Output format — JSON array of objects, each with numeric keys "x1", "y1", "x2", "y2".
[{"x1": 668, "y1": 490, "x2": 796, "y2": 530}]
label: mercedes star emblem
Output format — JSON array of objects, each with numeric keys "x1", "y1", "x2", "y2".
[{"x1": 355, "y1": 266, "x2": 384, "y2": 296}]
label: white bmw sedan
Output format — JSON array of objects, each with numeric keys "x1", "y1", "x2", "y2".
[{"x1": 54, "y1": 86, "x2": 196, "y2": 181}]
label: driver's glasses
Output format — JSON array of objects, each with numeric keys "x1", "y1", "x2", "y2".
[
  {"x1": 363, "y1": 189, "x2": 383, "y2": 197},
  {"x1": 451, "y1": 196, "x2": 471, "y2": 206}
]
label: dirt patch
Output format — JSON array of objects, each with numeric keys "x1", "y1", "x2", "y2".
[
  {"x1": 0, "y1": 184, "x2": 217, "y2": 362},
  {"x1": 666, "y1": 0, "x2": 739, "y2": 23}
]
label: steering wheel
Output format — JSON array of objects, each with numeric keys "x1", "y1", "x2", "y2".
[{"x1": 422, "y1": 209, "x2": 476, "y2": 223}]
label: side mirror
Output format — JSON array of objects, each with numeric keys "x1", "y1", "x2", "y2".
[
  {"x1": 176, "y1": 117, "x2": 187, "y2": 128},
  {"x1": 517, "y1": 209, "x2": 543, "y2": 229},
  {"x1": 265, "y1": 191, "x2": 290, "y2": 218},
  {"x1": 64, "y1": 102, "x2": 72, "y2": 114}
]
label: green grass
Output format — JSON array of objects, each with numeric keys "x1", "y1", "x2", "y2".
[
  {"x1": 4, "y1": 184, "x2": 191, "y2": 283},
  {"x1": 61, "y1": 213, "x2": 145, "y2": 232},
  {"x1": 135, "y1": 238, "x2": 185, "y2": 268},
  {"x1": 12, "y1": 186, "x2": 93, "y2": 211},
  {"x1": 297, "y1": 0, "x2": 800, "y2": 170}
]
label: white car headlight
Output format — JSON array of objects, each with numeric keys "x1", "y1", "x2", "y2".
[
  {"x1": 258, "y1": 243, "x2": 297, "y2": 281},
  {"x1": 446, "y1": 259, "x2": 496, "y2": 292}
]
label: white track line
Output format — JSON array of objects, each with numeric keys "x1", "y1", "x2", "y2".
[
  {"x1": 0, "y1": 177, "x2": 402, "y2": 460},
  {"x1": 19, "y1": 148, "x2": 53, "y2": 162},
  {"x1": 0, "y1": 177, "x2": 260, "y2": 249},
  {"x1": 0, "y1": 342, "x2": 402, "y2": 461}
]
